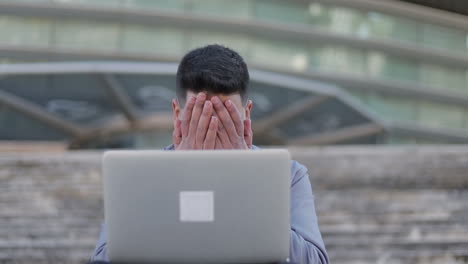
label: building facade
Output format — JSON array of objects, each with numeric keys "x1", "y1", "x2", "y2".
[{"x1": 0, "y1": 0, "x2": 467, "y2": 148}]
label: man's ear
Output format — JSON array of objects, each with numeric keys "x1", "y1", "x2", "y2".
[
  {"x1": 172, "y1": 98, "x2": 181, "y2": 121},
  {"x1": 245, "y1": 100, "x2": 253, "y2": 120}
]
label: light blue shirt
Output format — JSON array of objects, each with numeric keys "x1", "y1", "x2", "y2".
[{"x1": 91, "y1": 145, "x2": 329, "y2": 264}]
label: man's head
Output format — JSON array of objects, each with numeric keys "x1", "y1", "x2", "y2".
[{"x1": 173, "y1": 44, "x2": 252, "y2": 120}]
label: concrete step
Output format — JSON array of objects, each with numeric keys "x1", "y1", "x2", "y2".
[
  {"x1": 0, "y1": 218, "x2": 102, "y2": 230},
  {"x1": 0, "y1": 248, "x2": 93, "y2": 263},
  {"x1": 329, "y1": 247, "x2": 468, "y2": 263},
  {"x1": 291, "y1": 146, "x2": 468, "y2": 189},
  {"x1": 320, "y1": 223, "x2": 468, "y2": 235},
  {"x1": 322, "y1": 227, "x2": 468, "y2": 243},
  {"x1": 0, "y1": 239, "x2": 96, "y2": 249},
  {"x1": 1, "y1": 148, "x2": 468, "y2": 264}
]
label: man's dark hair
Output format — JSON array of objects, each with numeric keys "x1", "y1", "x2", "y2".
[{"x1": 176, "y1": 44, "x2": 249, "y2": 105}]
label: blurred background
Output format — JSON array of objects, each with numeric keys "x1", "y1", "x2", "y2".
[{"x1": 0, "y1": 0, "x2": 467, "y2": 263}]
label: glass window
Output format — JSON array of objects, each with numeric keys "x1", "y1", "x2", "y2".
[
  {"x1": 367, "y1": 12, "x2": 395, "y2": 39},
  {"x1": 420, "y1": 64, "x2": 467, "y2": 92},
  {"x1": 379, "y1": 55, "x2": 420, "y2": 83},
  {"x1": 413, "y1": 138, "x2": 451, "y2": 144},
  {"x1": 254, "y1": 0, "x2": 310, "y2": 24},
  {"x1": 365, "y1": 93, "x2": 417, "y2": 122},
  {"x1": 250, "y1": 38, "x2": 309, "y2": 72},
  {"x1": 388, "y1": 16, "x2": 421, "y2": 45},
  {"x1": 122, "y1": 25, "x2": 184, "y2": 56},
  {"x1": 464, "y1": 110, "x2": 468, "y2": 130},
  {"x1": 0, "y1": 105, "x2": 66, "y2": 140},
  {"x1": 346, "y1": 90, "x2": 368, "y2": 105},
  {"x1": 188, "y1": 30, "x2": 250, "y2": 58},
  {"x1": 0, "y1": 16, "x2": 50, "y2": 46},
  {"x1": 385, "y1": 135, "x2": 417, "y2": 144},
  {"x1": 252, "y1": 2, "x2": 468, "y2": 55},
  {"x1": 124, "y1": 0, "x2": 186, "y2": 11},
  {"x1": 54, "y1": 20, "x2": 120, "y2": 51},
  {"x1": 314, "y1": 46, "x2": 367, "y2": 76},
  {"x1": 190, "y1": 0, "x2": 252, "y2": 19},
  {"x1": 307, "y1": 2, "x2": 331, "y2": 27},
  {"x1": 422, "y1": 24, "x2": 467, "y2": 53},
  {"x1": 417, "y1": 101, "x2": 465, "y2": 129},
  {"x1": 366, "y1": 51, "x2": 387, "y2": 78},
  {"x1": 52, "y1": 0, "x2": 123, "y2": 7},
  {"x1": 385, "y1": 135, "x2": 452, "y2": 144},
  {"x1": 327, "y1": 6, "x2": 367, "y2": 36},
  {"x1": 134, "y1": 131, "x2": 172, "y2": 149},
  {"x1": 0, "y1": 0, "x2": 49, "y2": 2}
]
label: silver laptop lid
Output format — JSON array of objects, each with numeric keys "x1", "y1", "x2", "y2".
[{"x1": 103, "y1": 149, "x2": 291, "y2": 263}]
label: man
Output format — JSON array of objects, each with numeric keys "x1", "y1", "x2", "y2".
[{"x1": 91, "y1": 44, "x2": 329, "y2": 264}]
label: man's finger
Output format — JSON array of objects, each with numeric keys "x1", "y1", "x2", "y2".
[
  {"x1": 244, "y1": 119, "x2": 252, "y2": 149},
  {"x1": 215, "y1": 136, "x2": 223, "y2": 150},
  {"x1": 181, "y1": 96, "x2": 196, "y2": 137},
  {"x1": 196, "y1": 101, "x2": 213, "y2": 147},
  {"x1": 189, "y1": 93, "x2": 206, "y2": 137},
  {"x1": 172, "y1": 119, "x2": 182, "y2": 147},
  {"x1": 225, "y1": 100, "x2": 243, "y2": 136},
  {"x1": 211, "y1": 96, "x2": 238, "y2": 143},
  {"x1": 203, "y1": 116, "x2": 218, "y2": 149},
  {"x1": 217, "y1": 122, "x2": 232, "y2": 149}
]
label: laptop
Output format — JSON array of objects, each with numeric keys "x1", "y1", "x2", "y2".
[{"x1": 103, "y1": 149, "x2": 291, "y2": 264}]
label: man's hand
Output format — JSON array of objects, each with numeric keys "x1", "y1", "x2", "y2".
[
  {"x1": 211, "y1": 96, "x2": 251, "y2": 150},
  {"x1": 173, "y1": 93, "x2": 219, "y2": 150}
]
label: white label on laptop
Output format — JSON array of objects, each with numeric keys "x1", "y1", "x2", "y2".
[{"x1": 179, "y1": 191, "x2": 214, "y2": 222}]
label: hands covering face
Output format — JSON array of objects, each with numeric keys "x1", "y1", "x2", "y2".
[{"x1": 173, "y1": 93, "x2": 252, "y2": 150}]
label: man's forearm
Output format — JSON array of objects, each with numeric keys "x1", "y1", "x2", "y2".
[
  {"x1": 290, "y1": 229, "x2": 328, "y2": 264},
  {"x1": 91, "y1": 224, "x2": 108, "y2": 262},
  {"x1": 289, "y1": 161, "x2": 329, "y2": 264}
]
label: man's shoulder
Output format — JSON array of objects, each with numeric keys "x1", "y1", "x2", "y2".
[
  {"x1": 290, "y1": 159, "x2": 307, "y2": 174},
  {"x1": 251, "y1": 145, "x2": 309, "y2": 183}
]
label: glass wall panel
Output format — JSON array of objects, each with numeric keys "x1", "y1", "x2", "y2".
[
  {"x1": 385, "y1": 15, "x2": 421, "y2": 45},
  {"x1": 188, "y1": 30, "x2": 250, "y2": 58},
  {"x1": 365, "y1": 93, "x2": 417, "y2": 122},
  {"x1": 313, "y1": 46, "x2": 367, "y2": 76},
  {"x1": 0, "y1": 0, "x2": 50, "y2": 2},
  {"x1": 250, "y1": 38, "x2": 309, "y2": 72},
  {"x1": 0, "y1": 16, "x2": 50, "y2": 46},
  {"x1": 254, "y1": 0, "x2": 310, "y2": 24},
  {"x1": 346, "y1": 90, "x2": 369, "y2": 105},
  {"x1": 54, "y1": 20, "x2": 120, "y2": 51},
  {"x1": 379, "y1": 55, "x2": 420, "y2": 83},
  {"x1": 417, "y1": 101, "x2": 465, "y2": 129},
  {"x1": 252, "y1": 2, "x2": 467, "y2": 54},
  {"x1": 115, "y1": 75, "x2": 176, "y2": 112},
  {"x1": 366, "y1": 52, "x2": 387, "y2": 78},
  {"x1": 464, "y1": 110, "x2": 468, "y2": 130},
  {"x1": 0, "y1": 105, "x2": 66, "y2": 140},
  {"x1": 353, "y1": 92, "x2": 468, "y2": 131},
  {"x1": 385, "y1": 135, "x2": 417, "y2": 144},
  {"x1": 420, "y1": 64, "x2": 467, "y2": 92},
  {"x1": 52, "y1": 0, "x2": 122, "y2": 7},
  {"x1": 124, "y1": 0, "x2": 185, "y2": 11},
  {"x1": 422, "y1": 24, "x2": 467, "y2": 52},
  {"x1": 3, "y1": 0, "x2": 467, "y2": 54},
  {"x1": 307, "y1": 3, "x2": 332, "y2": 28},
  {"x1": 327, "y1": 6, "x2": 368, "y2": 36},
  {"x1": 122, "y1": 25, "x2": 184, "y2": 56},
  {"x1": 0, "y1": 13, "x2": 466, "y2": 96},
  {"x1": 134, "y1": 131, "x2": 172, "y2": 149},
  {"x1": 385, "y1": 135, "x2": 449, "y2": 144},
  {"x1": 191, "y1": 0, "x2": 251, "y2": 19}
]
